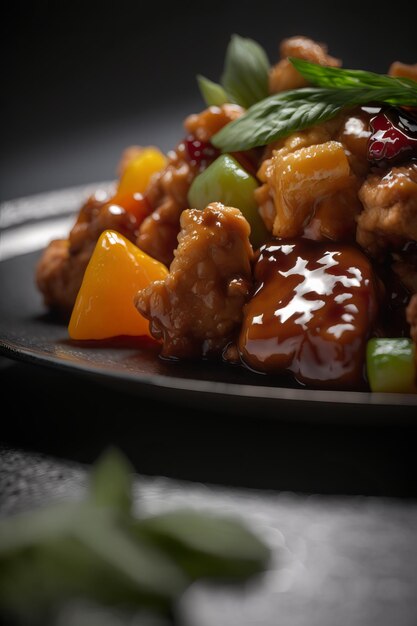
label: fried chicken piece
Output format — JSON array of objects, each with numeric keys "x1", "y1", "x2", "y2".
[
  {"x1": 260, "y1": 106, "x2": 372, "y2": 178},
  {"x1": 276, "y1": 141, "x2": 351, "y2": 238},
  {"x1": 357, "y1": 163, "x2": 417, "y2": 259},
  {"x1": 238, "y1": 238, "x2": 380, "y2": 388},
  {"x1": 184, "y1": 103, "x2": 243, "y2": 142},
  {"x1": 135, "y1": 202, "x2": 253, "y2": 359},
  {"x1": 269, "y1": 36, "x2": 341, "y2": 94},
  {"x1": 135, "y1": 141, "x2": 193, "y2": 268},
  {"x1": 256, "y1": 139, "x2": 356, "y2": 239},
  {"x1": 255, "y1": 106, "x2": 397, "y2": 243},
  {"x1": 36, "y1": 239, "x2": 77, "y2": 313},
  {"x1": 255, "y1": 124, "x2": 337, "y2": 232},
  {"x1": 334, "y1": 107, "x2": 374, "y2": 177},
  {"x1": 36, "y1": 191, "x2": 139, "y2": 315},
  {"x1": 388, "y1": 61, "x2": 417, "y2": 82},
  {"x1": 136, "y1": 104, "x2": 244, "y2": 267},
  {"x1": 304, "y1": 182, "x2": 364, "y2": 242}
]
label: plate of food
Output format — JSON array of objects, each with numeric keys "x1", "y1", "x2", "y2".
[{"x1": 1, "y1": 34, "x2": 417, "y2": 422}]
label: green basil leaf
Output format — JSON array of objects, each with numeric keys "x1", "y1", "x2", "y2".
[
  {"x1": 89, "y1": 447, "x2": 133, "y2": 514},
  {"x1": 75, "y1": 513, "x2": 187, "y2": 603},
  {"x1": 0, "y1": 502, "x2": 83, "y2": 554},
  {"x1": 0, "y1": 448, "x2": 271, "y2": 623},
  {"x1": 197, "y1": 74, "x2": 229, "y2": 107},
  {"x1": 136, "y1": 509, "x2": 270, "y2": 580},
  {"x1": 220, "y1": 34, "x2": 270, "y2": 108},
  {"x1": 0, "y1": 509, "x2": 186, "y2": 617},
  {"x1": 212, "y1": 88, "x2": 342, "y2": 151},
  {"x1": 213, "y1": 69, "x2": 417, "y2": 152}
]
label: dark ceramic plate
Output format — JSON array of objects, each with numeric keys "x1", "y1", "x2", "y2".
[{"x1": 1, "y1": 185, "x2": 416, "y2": 423}]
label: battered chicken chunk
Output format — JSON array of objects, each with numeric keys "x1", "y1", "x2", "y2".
[
  {"x1": 36, "y1": 191, "x2": 139, "y2": 314},
  {"x1": 136, "y1": 104, "x2": 244, "y2": 267},
  {"x1": 135, "y1": 140, "x2": 194, "y2": 268},
  {"x1": 238, "y1": 238, "x2": 380, "y2": 388},
  {"x1": 255, "y1": 124, "x2": 339, "y2": 233},
  {"x1": 35, "y1": 239, "x2": 77, "y2": 313},
  {"x1": 256, "y1": 135, "x2": 365, "y2": 241},
  {"x1": 269, "y1": 36, "x2": 341, "y2": 94},
  {"x1": 185, "y1": 104, "x2": 243, "y2": 142},
  {"x1": 254, "y1": 107, "x2": 386, "y2": 243},
  {"x1": 135, "y1": 202, "x2": 253, "y2": 359},
  {"x1": 388, "y1": 61, "x2": 417, "y2": 82},
  {"x1": 357, "y1": 163, "x2": 417, "y2": 259}
]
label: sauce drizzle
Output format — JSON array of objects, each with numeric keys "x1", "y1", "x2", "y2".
[{"x1": 239, "y1": 239, "x2": 379, "y2": 388}]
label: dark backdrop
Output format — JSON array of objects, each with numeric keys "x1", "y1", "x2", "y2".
[{"x1": 2, "y1": 0, "x2": 417, "y2": 202}]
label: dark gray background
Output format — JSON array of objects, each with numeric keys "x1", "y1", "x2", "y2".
[{"x1": 2, "y1": 0, "x2": 417, "y2": 201}]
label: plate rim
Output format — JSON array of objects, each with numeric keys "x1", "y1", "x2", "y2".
[
  {"x1": 2, "y1": 337, "x2": 417, "y2": 417},
  {"x1": 1, "y1": 184, "x2": 417, "y2": 421}
]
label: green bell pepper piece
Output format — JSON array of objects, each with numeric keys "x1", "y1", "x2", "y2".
[
  {"x1": 188, "y1": 153, "x2": 269, "y2": 248},
  {"x1": 366, "y1": 338, "x2": 416, "y2": 393}
]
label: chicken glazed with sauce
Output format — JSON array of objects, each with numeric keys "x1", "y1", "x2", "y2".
[{"x1": 35, "y1": 34, "x2": 417, "y2": 393}]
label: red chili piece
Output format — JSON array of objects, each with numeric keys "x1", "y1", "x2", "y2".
[
  {"x1": 184, "y1": 135, "x2": 221, "y2": 170},
  {"x1": 368, "y1": 107, "x2": 417, "y2": 166}
]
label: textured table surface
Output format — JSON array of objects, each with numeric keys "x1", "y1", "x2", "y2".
[
  {"x1": 1, "y1": 353, "x2": 417, "y2": 626},
  {"x1": 1, "y1": 446, "x2": 417, "y2": 626}
]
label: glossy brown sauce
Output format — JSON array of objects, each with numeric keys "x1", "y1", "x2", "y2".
[
  {"x1": 336, "y1": 105, "x2": 376, "y2": 176},
  {"x1": 238, "y1": 239, "x2": 380, "y2": 389}
]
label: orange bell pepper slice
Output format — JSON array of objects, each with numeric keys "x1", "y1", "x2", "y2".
[
  {"x1": 117, "y1": 147, "x2": 167, "y2": 196},
  {"x1": 106, "y1": 191, "x2": 151, "y2": 225},
  {"x1": 68, "y1": 230, "x2": 168, "y2": 340}
]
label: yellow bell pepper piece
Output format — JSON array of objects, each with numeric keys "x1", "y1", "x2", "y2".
[
  {"x1": 117, "y1": 147, "x2": 167, "y2": 195},
  {"x1": 68, "y1": 230, "x2": 168, "y2": 340}
]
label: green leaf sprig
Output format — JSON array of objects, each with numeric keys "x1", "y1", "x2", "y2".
[
  {"x1": 290, "y1": 57, "x2": 417, "y2": 94},
  {"x1": 198, "y1": 34, "x2": 270, "y2": 108},
  {"x1": 0, "y1": 448, "x2": 270, "y2": 624},
  {"x1": 197, "y1": 74, "x2": 229, "y2": 107},
  {"x1": 211, "y1": 58, "x2": 417, "y2": 152}
]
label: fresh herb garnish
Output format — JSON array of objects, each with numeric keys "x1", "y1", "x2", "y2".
[
  {"x1": 0, "y1": 448, "x2": 270, "y2": 624},
  {"x1": 211, "y1": 59, "x2": 417, "y2": 152},
  {"x1": 198, "y1": 34, "x2": 270, "y2": 109},
  {"x1": 197, "y1": 74, "x2": 228, "y2": 107},
  {"x1": 291, "y1": 57, "x2": 417, "y2": 94}
]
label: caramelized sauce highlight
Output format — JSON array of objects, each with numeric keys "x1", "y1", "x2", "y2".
[{"x1": 239, "y1": 239, "x2": 379, "y2": 389}]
